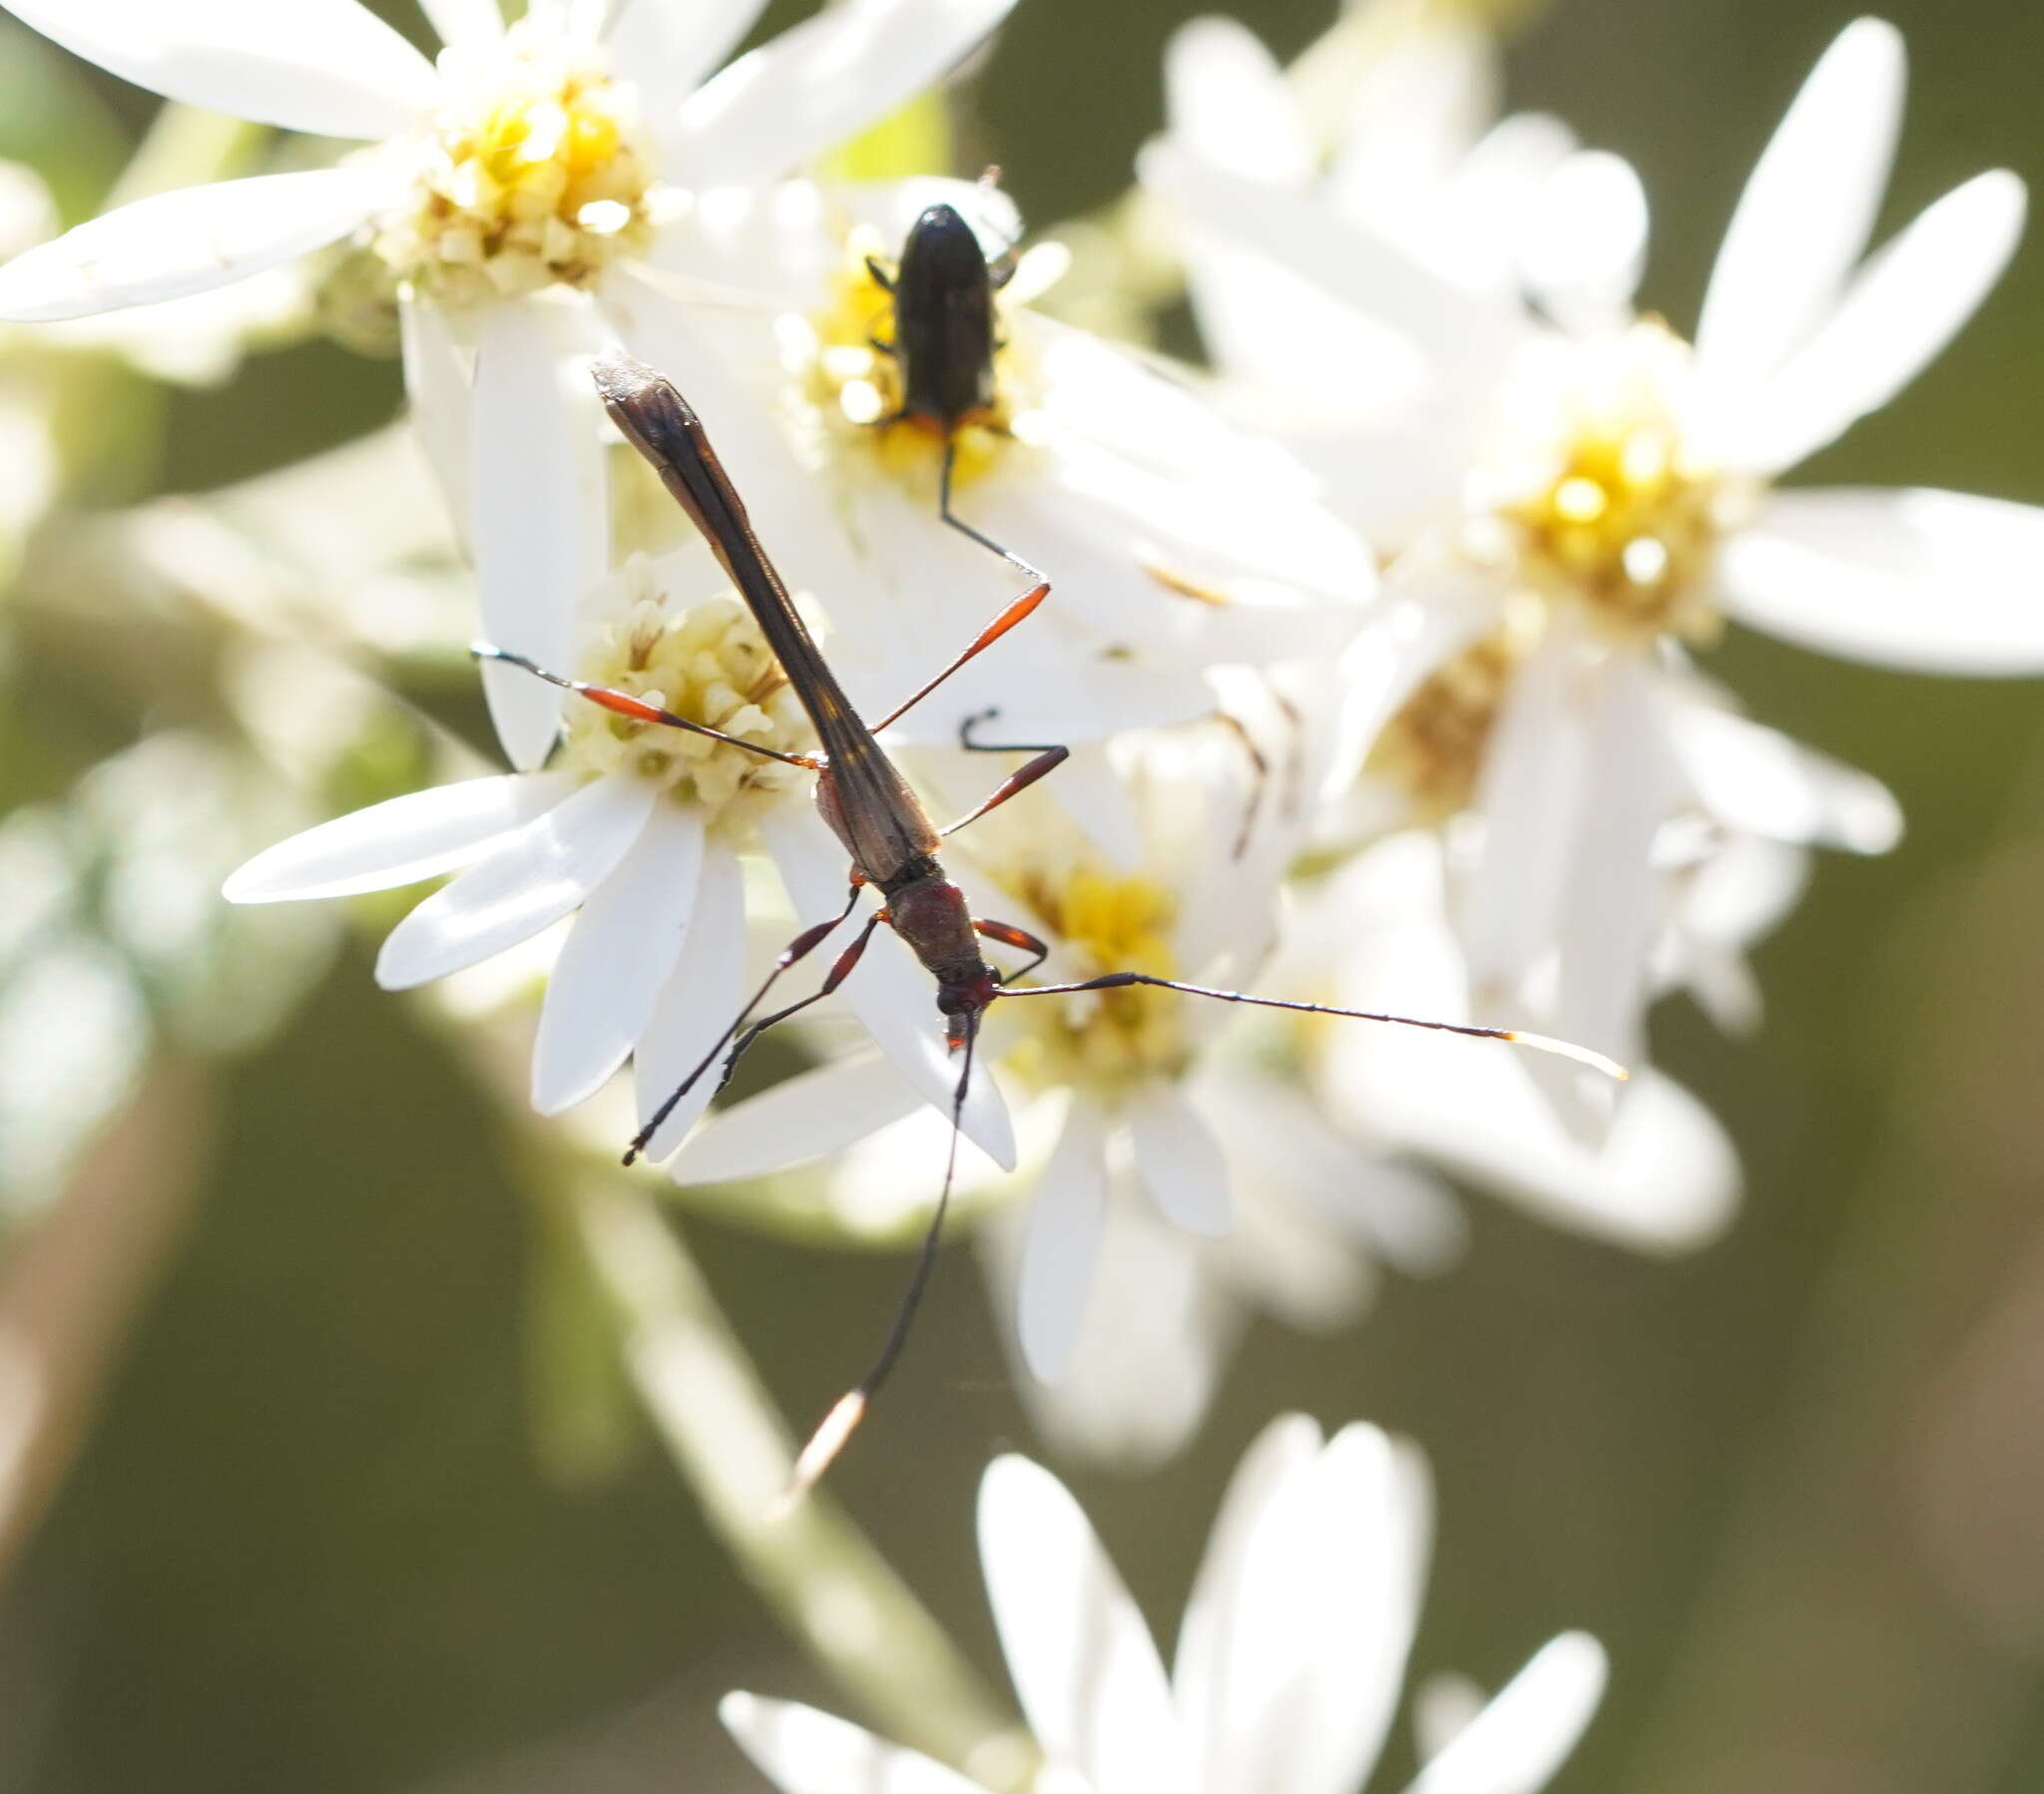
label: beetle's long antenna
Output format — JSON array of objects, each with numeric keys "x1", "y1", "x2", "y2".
[
  {"x1": 996, "y1": 974, "x2": 1629, "y2": 1081},
  {"x1": 782, "y1": 1016, "x2": 979, "y2": 1506}
]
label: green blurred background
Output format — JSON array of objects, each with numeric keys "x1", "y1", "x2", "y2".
[{"x1": 3, "y1": 1, "x2": 2044, "y2": 1790}]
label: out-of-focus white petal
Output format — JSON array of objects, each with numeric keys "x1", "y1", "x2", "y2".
[
  {"x1": 1458, "y1": 629, "x2": 1590, "y2": 1010},
  {"x1": 720, "y1": 1693, "x2": 991, "y2": 1794},
  {"x1": 0, "y1": 166, "x2": 391, "y2": 322},
  {"x1": 663, "y1": 0, "x2": 1017, "y2": 188},
  {"x1": 1141, "y1": 141, "x2": 1518, "y2": 371},
  {"x1": 1520, "y1": 151, "x2": 1647, "y2": 328},
  {"x1": 1127, "y1": 1081, "x2": 1230, "y2": 1236},
  {"x1": 1667, "y1": 700, "x2": 1901, "y2": 853},
  {"x1": 1016, "y1": 1096, "x2": 1109, "y2": 1381},
  {"x1": 531, "y1": 803, "x2": 704, "y2": 1115},
  {"x1": 605, "y1": 0, "x2": 764, "y2": 112},
  {"x1": 373, "y1": 773, "x2": 655, "y2": 990},
  {"x1": 1333, "y1": 559, "x2": 1504, "y2": 798},
  {"x1": 418, "y1": 0, "x2": 502, "y2": 49},
  {"x1": 1539, "y1": 653, "x2": 1677, "y2": 1128},
  {"x1": 1695, "y1": 17, "x2": 1904, "y2": 393},
  {"x1": 0, "y1": 0, "x2": 438, "y2": 138},
  {"x1": 635, "y1": 844, "x2": 748, "y2": 1161},
  {"x1": 1164, "y1": 16, "x2": 1309, "y2": 182},
  {"x1": 982, "y1": 1186, "x2": 1226, "y2": 1471},
  {"x1": 1743, "y1": 170, "x2": 2026, "y2": 473},
  {"x1": 761, "y1": 807, "x2": 1015, "y2": 1170},
  {"x1": 1403, "y1": 1632, "x2": 1608, "y2": 1794},
  {"x1": 1334, "y1": 1053, "x2": 1740, "y2": 1253},
  {"x1": 1175, "y1": 1412, "x2": 1324, "y2": 1744},
  {"x1": 667, "y1": 1052, "x2": 923, "y2": 1184},
  {"x1": 1328, "y1": 20, "x2": 1499, "y2": 238},
  {"x1": 1718, "y1": 486, "x2": 2044, "y2": 674},
  {"x1": 398, "y1": 288, "x2": 473, "y2": 551},
  {"x1": 1293, "y1": 1425, "x2": 1436, "y2": 1794},
  {"x1": 471, "y1": 296, "x2": 608, "y2": 771},
  {"x1": 1179, "y1": 1418, "x2": 1430, "y2": 1794},
  {"x1": 223, "y1": 773, "x2": 572, "y2": 903},
  {"x1": 978, "y1": 1454, "x2": 1189, "y2": 1794}
]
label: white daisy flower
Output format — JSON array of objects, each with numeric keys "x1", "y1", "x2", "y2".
[
  {"x1": 0, "y1": 0, "x2": 1023, "y2": 770},
  {"x1": 1149, "y1": 16, "x2": 2016, "y2": 1122},
  {"x1": 724, "y1": 1415, "x2": 1608, "y2": 1794},
  {"x1": 220, "y1": 546, "x2": 1014, "y2": 1166},
  {"x1": 596, "y1": 174, "x2": 1378, "y2": 746},
  {"x1": 660, "y1": 696, "x2": 1601, "y2": 1390},
  {"x1": 977, "y1": 1066, "x2": 1465, "y2": 1469}
]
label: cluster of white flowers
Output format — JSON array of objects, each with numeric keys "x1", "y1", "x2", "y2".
[{"x1": 3, "y1": 0, "x2": 2038, "y2": 1782}]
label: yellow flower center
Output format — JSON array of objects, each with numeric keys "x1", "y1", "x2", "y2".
[
  {"x1": 373, "y1": 20, "x2": 656, "y2": 305},
  {"x1": 778, "y1": 225, "x2": 1023, "y2": 492},
  {"x1": 1366, "y1": 609, "x2": 1538, "y2": 820},
  {"x1": 1000, "y1": 869, "x2": 1186, "y2": 1091},
  {"x1": 1479, "y1": 320, "x2": 1752, "y2": 643},
  {"x1": 562, "y1": 562, "x2": 812, "y2": 838}
]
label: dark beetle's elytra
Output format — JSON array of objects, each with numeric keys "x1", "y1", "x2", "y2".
[{"x1": 890, "y1": 203, "x2": 1001, "y2": 434}]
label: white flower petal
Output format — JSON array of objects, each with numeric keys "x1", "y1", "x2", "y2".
[
  {"x1": 1333, "y1": 1052, "x2": 1741, "y2": 1253},
  {"x1": 0, "y1": 166, "x2": 390, "y2": 322},
  {"x1": 720, "y1": 1693, "x2": 991, "y2": 1794},
  {"x1": 1520, "y1": 151, "x2": 1647, "y2": 328},
  {"x1": 761, "y1": 807, "x2": 1015, "y2": 1170},
  {"x1": 531, "y1": 802, "x2": 705, "y2": 1115},
  {"x1": 1015, "y1": 1096, "x2": 1109, "y2": 1381},
  {"x1": 983, "y1": 1188, "x2": 1226, "y2": 1472},
  {"x1": 1333, "y1": 559, "x2": 1504, "y2": 798},
  {"x1": 1127, "y1": 1082, "x2": 1230, "y2": 1236},
  {"x1": 1665, "y1": 699, "x2": 1901, "y2": 854},
  {"x1": 606, "y1": 0, "x2": 767, "y2": 114},
  {"x1": 1717, "y1": 486, "x2": 2044, "y2": 674},
  {"x1": 1695, "y1": 17, "x2": 1904, "y2": 393},
  {"x1": 667, "y1": 1051, "x2": 923, "y2": 1183},
  {"x1": 0, "y1": 0, "x2": 438, "y2": 138},
  {"x1": 1403, "y1": 1633, "x2": 1608, "y2": 1794},
  {"x1": 635, "y1": 844, "x2": 749, "y2": 1161},
  {"x1": 223, "y1": 773, "x2": 573, "y2": 903},
  {"x1": 1328, "y1": 20, "x2": 1499, "y2": 234},
  {"x1": 418, "y1": 0, "x2": 502, "y2": 49},
  {"x1": 1457, "y1": 629, "x2": 1592, "y2": 1006},
  {"x1": 1181, "y1": 1420, "x2": 1430, "y2": 1794},
  {"x1": 663, "y1": 0, "x2": 1018, "y2": 188},
  {"x1": 1174, "y1": 1412, "x2": 1324, "y2": 1738},
  {"x1": 977, "y1": 1454, "x2": 1189, "y2": 1794},
  {"x1": 1141, "y1": 141, "x2": 1518, "y2": 374},
  {"x1": 1293, "y1": 1425, "x2": 1436, "y2": 1794},
  {"x1": 373, "y1": 773, "x2": 656, "y2": 990},
  {"x1": 398, "y1": 288, "x2": 473, "y2": 552},
  {"x1": 1164, "y1": 17, "x2": 1309, "y2": 182},
  {"x1": 1541, "y1": 652, "x2": 1678, "y2": 1116},
  {"x1": 1744, "y1": 170, "x2": 2026, "y2": 473},
  {"x1": 471, "y1": 296, "x2": 609, "y2": 771}
]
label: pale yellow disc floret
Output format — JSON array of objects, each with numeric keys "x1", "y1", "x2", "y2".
[
  {"x1": 1474, "y1": 319, "x2": 1756, "y2": 643},
  {"x1": 371, "y1": 19, "x2": 656, "y2": 306},
  {"x1": 564, "y1": 567, "x2": 813, "y2": 839},
  {"x1": 998, "y1": 863, "x2": 1188, "y2": 1093},
  {"x1": 776, "y1": 225, "x2": 1029, "y2": 494},
  {"x1": 1367, "y1": 599, "x2": 1542, "y2": 821}
]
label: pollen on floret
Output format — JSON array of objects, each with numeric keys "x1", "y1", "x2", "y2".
[
  {"x1": 1002, "y1": 865, "x2": 1188, "y2": 1091},
  {"x1": 370, "y1": 19, "x2": 657, "y2": 307},
  {"x1": 1367, "y1": 601, "x2": 1541, "y2": 821},
  {"x1": 563, "y1": 560, "x2": 813, "y2": 835},
  {"x1": 1475, "y1": 319, "x2": 1757, "y2": 643},
  {"x1": 783, "y1": 225, "x2": 1024, "y2": 491}
]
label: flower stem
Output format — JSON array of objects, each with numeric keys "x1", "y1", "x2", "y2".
[{"x1": 572, "y1": 1174, "x2": 1035, "y2": 1791}]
